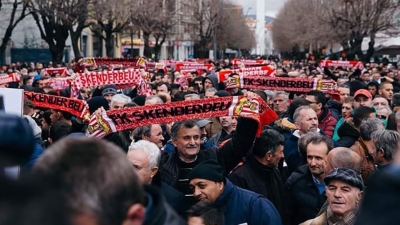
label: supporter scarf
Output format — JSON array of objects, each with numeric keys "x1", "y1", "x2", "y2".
[
  {"x1": 0, "y1": 73, "x2": 20, "y2": 85},
  {"x1": 175, "y1": 62, "x2": 213, "y2": 72},
  {"x1": 319, "y1": 60, "x2": 364, "y2": 70},
  {"x1": 86, "y1": 95, "x2": 278, "y2": 139},
  {"x1": 70, "y1": 69, "x2": 152, "y2": 98},
  {"x1": 24, "y1": 91, "x2": 89, "y2": 119},
  {"x1": 225, "y1": 75, "x2": 337, "y2": 93},
  {"x1": 218, "y1": 66, "x2": 276, "y2": 83},
  {"x1": 48, "y1": 77, "x2": 71, "y2": 90},
  {"x1": 42, "y1": 68, "x2": 69, "y2": 76}
]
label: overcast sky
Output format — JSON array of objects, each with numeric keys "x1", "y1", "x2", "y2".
[{"x1": 233, "y1": 0, "x2": 287, "y2": 17}]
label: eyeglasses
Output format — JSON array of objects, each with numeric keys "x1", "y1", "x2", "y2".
[{"x1": 377, "y1": 115, "x2": 387, "y2": 120}]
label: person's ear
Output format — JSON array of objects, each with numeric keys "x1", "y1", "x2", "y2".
[
  {"x1": 357, "y1": 191, "x2": 364, "y2": 203},
  {"x1": 123, "y1": 204, "x2": 145, "y2": 225},
  {"x1": 150, "y1": 167, "x2": 159, "y2": 178}
]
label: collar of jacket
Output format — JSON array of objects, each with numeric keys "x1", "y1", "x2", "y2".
[{"x1": 214, "y1": 179, "x2": 235, "y2": 208}]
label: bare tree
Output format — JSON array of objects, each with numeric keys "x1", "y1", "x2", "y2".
[
  {"x1": 29, "y1": 0, "x2": 91, "y2": 63},
  {"x1": 0, "y1": 0, "x2": 30, "y2": 57},
  {"x1": 322, "y1": 0, "x2": 400, "y2": 61},
  {"x1": 194, "y1": 0, "x2": 221, "y2": 57},
  {"x1": 90, "y1": 0, "x2": 130, "y2": 57},
  {"x1": 131, "y1": 0, "x2": 176, "y2": 59}
]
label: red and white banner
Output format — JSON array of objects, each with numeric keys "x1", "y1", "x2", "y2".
[
  {"x1": 218, "y1": 66, "x2": 276, "y2": 83},
  {"x1": 42, "y1": 67, "x2": 69, "y2": 76},
  {"x1": 319, "y1": 60, "x2": 364, "y2": 70},
  {"x1": 0, "y1": 73, "x2": 20, "y2": 85}
]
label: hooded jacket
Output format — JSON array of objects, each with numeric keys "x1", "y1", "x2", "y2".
[
  {"x1": 215, "y1": 179, "x2": 282, "y2": 225},
  {"x1": 203, "y1": 74, "x2": 219, "y2": 90},
  {"x1": 318, "y1": 108, "x2": 337, "y2": 138}
]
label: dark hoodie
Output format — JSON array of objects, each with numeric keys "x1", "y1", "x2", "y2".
[
  {"x1": 203, "y1": 74, "x2": 219, "y2": 90},
  {"x1": 337, "y1": 118, "x2": 359, "y2": 147},
  {"x1": 143, "y1": 185, "x2": 186, "y2": 225}
]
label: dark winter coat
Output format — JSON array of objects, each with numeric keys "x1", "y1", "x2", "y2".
[
  {"x1": 228, "y1": 156, "x2": 292, "y2": 225},
  {"x1": 286, "y1": 165, "x2": 327, "y2": 225},
  {"x1": 215, "y1": 179, "x2": 282, "y2": 225}
]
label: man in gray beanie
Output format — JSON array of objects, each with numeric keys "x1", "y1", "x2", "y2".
[
  {"x1": 102, "y1": 85, "x2": 117, "y2": 105},
  {"x1": 189, "y1": 160, "x2": 282, "y2": 225}
]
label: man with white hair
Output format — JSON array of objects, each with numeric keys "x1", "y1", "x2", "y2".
[
  {"x1": 127, "y1": 140, "x2": 185, "y2": 217},
  {"x1": 110, "y1": 94, "x2": 131, "y2": 109}
]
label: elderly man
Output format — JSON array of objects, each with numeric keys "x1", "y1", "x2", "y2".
[
  {"x1": 110, "y1": 94, "x2": 131, "y2": 110},
  {"x1": 273, "y1": 91, "x2": 289, "y2": 118},
  {"x1": 301, "y1": 168, "x2": 364, "y2": 225},
  {"x1": 127, "y1": 140, "x2": 186, "y2": 219},
  {"x1": 370, "y1": 130, "x2": 400, "y2": 169},
  {"x1": 189, "y1": 160, "x2": 282, "y2": 225},
  {"x1": 133, "y1": 124, "x2": 165, "y2": 149}
]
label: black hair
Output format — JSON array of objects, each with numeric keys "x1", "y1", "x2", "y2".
[
  {"x1": 307, "y1": 90, "x2": 327, "y2": 106},
  {"x1": 353, "y1": 106, "x2": 376, "y2": 128},
  {"x1": 187, "y1": 201, "x2": 224, "y2": 225}
]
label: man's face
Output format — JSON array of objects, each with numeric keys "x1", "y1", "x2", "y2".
[
  {"x1": 296, "y1": 109, "x2": 318, "y2": 134},
  {"x1": 273, "y1": 94, "x2": 288, "y2": 114},
  {"x1": 354, "y1": 95, "x2": 372, "y2": 108},
  {"x1": 172, "y1": 126, "x2": 201, "y2": 161},
  {"x1": 204, "y1": 91, "x2": 216, "y2": 98},
  {"x1": 190, "y1": 178, "x2": 223, "y2": 202},
  {"x1": 143, "y1": 124, "x2": 164, "y2": 148},
  {"x1": 111, "y1": 101, "x2": 125, "y2": 110},
  {"x1": 38, "y1": 78, "x2": 50, "y2": 88},
  {"x1": 50, "y1": 109, "x2": 59, "y2": 123},
  {"x1": 127, "y1": 149, "x2": 154, "y2": 184},
  {"x1": 103, "y1": 93, "x2": 114, "y2": 104},
  {"x1": 199, "y1": 126, "x2": 207, "y2": 144},
  {"x1": 305, "y1": 95, "x2": 321, "y2": 113},
  {"x1": 378, "y1": 83, "x2": 394, "y2": 100},
  {"x1": 341, "y1": 103, "x2": 353, "y2": 118},
  {"x1": 156, "y1": 84, "x2": 169, "y2": 94},
  {"x1": 338, "y1": 87, "x2": 350, "y2": 103},
  {"x1": 326, "y1": 180, "x2": 363, "y2": 219},
  {"x1": 377, "y1": 108, "x2": 389, "y2": 121},
  {"x1": 268, "y1": 145, "x2": 284, "y2": 168},
  {"x1": 219, "y1": 116, "x2": 232, "y2": 128},
  {"x1": 373, "y1": 97, "x2": 388, "y2": 108},
  {"x1": 231, "y1": 117, "x2": 237, "y2": 130},
  {"x1": 188, "y1": 216, "x2": 205, "y2": 225},
  {"x1": 204, "y1": 79, "x2": 213, "y2": 90},
  {"x1": 362, "y1": 73, "x2": 371, "y2": 82},
  {"x1": 195, "y1": 81, "x2": 203, "y2": 90},
  {"x1": 368, "y1": 85, "x2": 377, "y2": 96},
  {"x1": 155, "y1": 75, "x2": 163, "y2": 83},
  {"x1": 307, "y1": 142, "x2": 328, "y2": 177}
]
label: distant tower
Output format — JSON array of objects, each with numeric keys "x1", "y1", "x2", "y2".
[{"x1": 255, "y1": 0, "x2": 266, "y2": 55}]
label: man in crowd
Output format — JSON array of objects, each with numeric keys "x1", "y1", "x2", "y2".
[
  {"x1": 273, "y1": 91, "x2": 289, "y2": 118},
  {"x1": 209, "y1": 116, "x2": 236, "y2": 146},
  {"x1": 378, "y1": 82, "x2": 394, "y2": 102},
  {"x1": 229, "y1": 129, "x2": 291, "y2": 225},
  {"x1": 370, "y1": 130, "x2": 400, "y2": 169},
  {"x1": 110, "y1": 94, "x2": 131, "y2": 109},
  {"x1": 353, "y1": 89, "x2": 373, "y2": 109},
  {"x1": 133, "y1": 124, "x2": 165, "y2": 149},
  {"x1": 350, "y1": 118, "x2": 385, "y2": 183},
  {"x1": 302, "y1": 168, "x2": 364, "y2": 225},
  {"x1": 189, "y1": 160, "x2": 282, "y2": 225},
  {"x1": 284, "y1": 105, "x2": 320, "y2": 174},
  {"x1": 305, "y1": 90, "x2": 337, "y2": 137},
  {"x1": 286, "y1": 135, "x2": 334, "y2": 225},
  {"x1": 159, "y1": 111, "x2": 258, "y2": 212},
  {"x1": 102, "y1": 85, "x2": 117, "y2": 105}
]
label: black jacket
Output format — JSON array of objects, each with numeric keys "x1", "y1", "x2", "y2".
[
  {"x1": 325, "y1": 100, "x2": 341, "y2": 121},
  {"x1": 159, "y1": 118, "x2": 258, "y2": 210},
  {"x1": 228, "y1": 156, "x2": 292, "y2": 225},
  {"x1": 337, "y1": 119, "x2": 359, "y2": 148},
  {"x1": 286, "y1": 164, "x2": 326, "y2": 225},
  {"x1": 143, "y1": 185, "x2": 186, "y2": 225}
]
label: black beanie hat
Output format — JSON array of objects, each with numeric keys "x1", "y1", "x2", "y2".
[
  {"x1": 87, "y1": 96, "x2": 110, "y2": 114},
  {"x1": 189, "y1": 160, "x2": 225, "y2": 183}
]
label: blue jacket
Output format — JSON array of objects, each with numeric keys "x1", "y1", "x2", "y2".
[
  {"x1": 22, "y1": 138, "x2": 43, "y2": 170},
  {"x1": 215, "y1": 179, "x2": 282, "y2": 225}
]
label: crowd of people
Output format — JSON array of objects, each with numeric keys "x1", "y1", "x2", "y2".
[{"x1": 1, "y1": 58, "x2": 400, "y2": 225}]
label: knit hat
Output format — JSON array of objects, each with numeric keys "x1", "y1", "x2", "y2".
[
  {"x1": 133, "y1": 95, "x2": 146, "y2": 106},
  {"x1": 324, "y1": 168, "x2": 364, "y2": 191},
  {"x1": 87, "y1": 96, "x2": 110, "y2": 114},
  {"x1": 214, "y1": 90, "x2": 231, "y2": 97},
  {"x1": 102, "y1": 85, "x2": 117, "y2": 97},
  {"x1": 189, "y1": 160, "x2": 225, "y2": 183}
]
